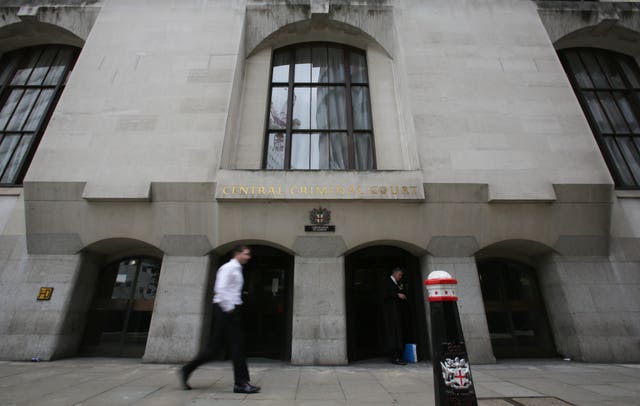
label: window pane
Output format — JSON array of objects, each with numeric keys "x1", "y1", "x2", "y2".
[
  {"x1": 269, "y1": 87, "x2": 288, "y2": 130},
  {"x1": 354, "y1": 132, "x2": 373, "y2": 170},
  {"x1": 7, "y1": 89, "x2": 39, "y2": 131},
  {"x1": 0, "y1": 89, "x2": 23, "y2": 131},
  {"x1": 293, "y1": 87, "x2": 311, "y2": 129},
  {"x1": 565, "y1": 51, "x2": 593, "y2": 88},
  {"x1": 294, "y1": 47, "x2": 311, "y2": 83},
  {"x1": 618, "y1": 137, "x2": 640, "y2": 185},
  {"x1": 27, "y1": 47, "x2": 58, "y2": 86},
  {"x1": 329, "y1": 132, "x2": 347, "y2": 169},
  {"x1": 266, "y1": 133, "x2": 285, "y2": 169},
  {"x1": 311, "y1": 46, "x2": 327, "y2": 83},
  {"x1": 604, "y1": 136, "x2": 635, "y2": 186},
  {"x1": 133, "y1": 260, "x2": 161, "y2": 300},
  {"x1": 351, "y1": 86, "x2": 372, "y2": 130},
  {"x1": 328, "y1": 48, "x2": 345, "y2": 83},
  {"x1": 312, "y1": 86, "x2": 346, "y2": 130},
  {"x1": 271, "y1": 50, "x2": 290, "y2": 83},
  {"x1": 619, "y1": 57, "x2": 640, "y2": 88},
  {"x1": 596, "y1": 53, "x2": 625, "y2": 88},
  {"x1": 44, "y1": 47, "x2": 75, "y2": 86},
  {"x1": 599, "y1": 92, "x2": 630, "y2": 134},
  {"x1": 310, "y1": 133, "x2": 328, "y2": 169},
  {"x1": 350, "y1": 51, "x2": 367, "y2": 83},
  {"x1": 10, "y1": 50, "x2": 40, "y2": 85},
  {"x1": 1, "y1": 134, "x2": 32, "y2": 183},
  {"x1": 614, "y1": 92, "x2": 640, "y2": 134},
  {"x1": 581, "y1": 51, "x2": 609, "y2": 88},
  {"x1": 111, "y1": 260, "x2": 138, "y2": 300},
  {"x1": 0, "y1": 54, "x2": 20, "y2": 86},
  {"x1": 0, "y1": 134, "x2": 20, "y2": 176},
  {"x1": 291, "y1": 133, "x2": 310, "y2": 169},
  {"x1": 24, "y1": 89, "x2": 54, "y2": 132}
]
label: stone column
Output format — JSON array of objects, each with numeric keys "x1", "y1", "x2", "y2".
[
  {"x1": 538, "y1": 254, "x2": 640, "y2": 363},
  {"x1": 143, "y1": 255, "x2": 212, "y2": 363},
  {"x1": 0, "y1": 235, "x2": 90, "y2": 360},
  {"x1": 291, "y1": 236, "x2": 347, "y2": 365},
  {"x1": 422, "y1": 255, "x2": 496, "y2": 364}
]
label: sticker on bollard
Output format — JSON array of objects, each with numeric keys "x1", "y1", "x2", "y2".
[{"x1": 426, "y1": 271, "x2": 478, "y2": 406}]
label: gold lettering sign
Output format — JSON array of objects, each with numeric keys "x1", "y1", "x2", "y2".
[
  {"x1": 37, "y1": 287, "x2": 54, "y2": 301},
  {"x1": 219, "y1": 184, "x2": 421, "y2": 199}
]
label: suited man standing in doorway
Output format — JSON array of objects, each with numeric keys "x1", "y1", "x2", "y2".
[{"x1": 382, "y1": 267, "x2": 408, "y2": 365}]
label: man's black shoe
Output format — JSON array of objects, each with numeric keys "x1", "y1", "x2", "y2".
[
  {"x1": 392, "y1": 358, "x2": 407, "y2": 365},
  {"x1": 177, "y1": 367, "x2": 192, "y2": 390},
  {"x1": 233, "y1": 383, "x2": 261, "y2": 393}
]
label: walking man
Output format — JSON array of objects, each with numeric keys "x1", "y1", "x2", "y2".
[{"x1": 178, "y1": 245, "x2": 261, "y2": 393}]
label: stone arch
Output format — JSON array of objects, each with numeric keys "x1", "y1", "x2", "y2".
[
  {"x1": 342, "y1": 239, "x2": 427, "y2": 257},
  {"x1": 0, "y1": 22, "x2": 83, "y2": 53},
  {"x1": 474, "y1": 239, "x2": 556, "y2": 268},
  {"x1": 82, "y1": 237, "x2": 164, "y2": 264},
  {"x1": 248, "y1": 17, "x2": 392, "y2": 58},
  {"x1": 0, "y1": 3, "x2": 101, "y2": 53},
  {"x1": 213, "y1": 239, "x2": 296, "y2": 257},
  {"x1": 244, "y1": 1, "x2": 394, "y2": 59},
  {"x1": 554, "y1": 24, "x2": 640, "y2": 60}
]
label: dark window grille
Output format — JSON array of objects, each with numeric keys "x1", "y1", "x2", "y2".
[
  {"x1": 0, "y1": 45, "x2": 79, "y2": 185},
  {"x1": 560, "y1": 48, "x2": 640, "y2": 189},
  {"x1": 263, "y1": 43, "x2": 376, "y2": 170}
]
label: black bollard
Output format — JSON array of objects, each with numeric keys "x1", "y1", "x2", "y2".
[{"x1": 425, "y1": 270, "x2": 478, "y2": 406}]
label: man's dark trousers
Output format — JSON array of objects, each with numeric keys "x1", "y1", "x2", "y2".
[{"x1": 182, "y1": 303, "x2": 250, "y2": 385}]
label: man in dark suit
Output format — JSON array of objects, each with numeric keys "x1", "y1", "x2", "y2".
[{"x1": 382, "y1": 267, "x2": 408, "y2": 365}]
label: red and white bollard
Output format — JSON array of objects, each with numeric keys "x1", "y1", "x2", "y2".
[{"x1": 426, "y1": 271, "x2": 478, "y2": 406}]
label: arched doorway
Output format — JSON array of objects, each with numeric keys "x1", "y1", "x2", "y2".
[
  {"x1": 477, "y1": 258, "x2": 556, "y2": 358},
  {"x1": 216, "y1": 244, "x2": 293, "y2": 361},
  {"x1": 80, "y1": 256, "x2": 161, "y2": 357},
  {"x1": 345, "y1": 245, "x2": 428, "y2": 362}
]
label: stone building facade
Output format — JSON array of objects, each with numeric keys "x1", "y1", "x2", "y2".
[{"x1": 0, "y1": 0, "x2": 639, "y2": 365}]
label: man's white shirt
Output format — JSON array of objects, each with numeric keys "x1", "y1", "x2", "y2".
[{"x1": 213, "y1": 258, "x2": 244, "y2": 312}]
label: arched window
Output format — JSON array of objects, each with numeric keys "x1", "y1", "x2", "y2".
[
  {"x1": 264, "y1": 43, "x2": 375, "y2": 170},
  {"x1": 0, "y1": 45, "x2": 79, "y2": 185},
  {"x1": 559, "y1": 48, "x2": 640, "y2": 189}
]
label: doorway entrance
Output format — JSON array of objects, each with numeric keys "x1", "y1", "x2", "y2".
[
  {"x1": 216, "y1": 245, "x2": 293, "y2": 361},
  {"x1": 345, "y1": 246, "x2": 428, "y2": 362},
  {"x1": 80, "y1": 257, "x2": 161, "y2": 357},
  {"x1": 478, "y1": 259, "x2": 556, "y2": 358}
]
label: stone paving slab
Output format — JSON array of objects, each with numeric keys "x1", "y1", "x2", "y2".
[{"x1": 0, "y1": 359, "x2": 639, "y2": 405}]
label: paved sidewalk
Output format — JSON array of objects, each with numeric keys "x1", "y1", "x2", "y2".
[{"x1": 0, "y1": 358, "x2": 639, "y2": 406}]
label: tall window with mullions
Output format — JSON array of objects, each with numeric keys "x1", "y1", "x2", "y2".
[
  {"x1": 559, "y1": 48, "x2": 640, "y2": 189},
  {"x1": 0, "y1": 45, "x2": 79, "y2": 185},
  {"x1": 264, "y1": 43, "x2": 375, "y2": 170}
]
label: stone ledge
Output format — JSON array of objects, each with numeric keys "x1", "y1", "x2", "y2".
[{"x1": 82, "y1": 182, "x2": 151, "y2": 202}]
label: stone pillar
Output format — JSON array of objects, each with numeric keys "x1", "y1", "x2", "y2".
[
  {"x1": 143, "y1": 255, "x2": 212, "y2": 363},
  {"x1": 422, "y1": 255, "x2": 496, "y2": 364},
  {"x1": 291, "y1": 236, "x2": 347, "y2": 365},
  {"x1": 0, "y1": 235, "x2": 90, "y2": 360},
  {"x1": 538, "y1": 254, "x2": 640, "y2": 363}
]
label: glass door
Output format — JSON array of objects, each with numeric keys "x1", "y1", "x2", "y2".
[
  {"x1": 478, "y1": 259, "x2": 556, "y2": 358},
  {"x1": 81, "y1": 257, "x2": 161, "y2": 357}
]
